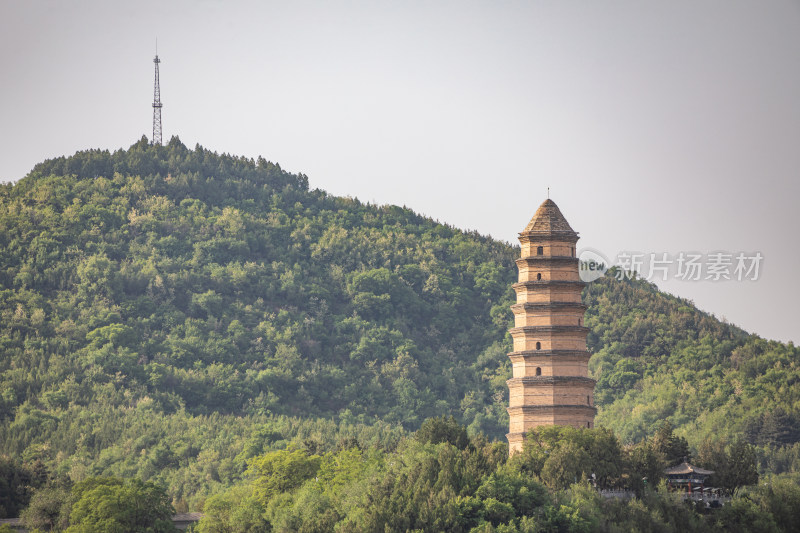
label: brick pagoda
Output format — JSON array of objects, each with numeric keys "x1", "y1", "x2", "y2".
[{"x1": 506, "y1": 199, "x2": 596, "y2": 454}]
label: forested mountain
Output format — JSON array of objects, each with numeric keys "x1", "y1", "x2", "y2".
[{"x1": 1, "y1": 138, "x2": 798, "y2": 512}]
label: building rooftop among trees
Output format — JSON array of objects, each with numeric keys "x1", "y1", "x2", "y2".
[{"x1": 665, "y1": 459, "x2": 715, "y2": 495}]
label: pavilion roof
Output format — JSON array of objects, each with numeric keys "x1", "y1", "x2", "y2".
[{"x1": 664, "y1": 461, "x2": 714, "y2": 476}]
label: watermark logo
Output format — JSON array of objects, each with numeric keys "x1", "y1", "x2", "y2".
[
  {"x1": 577, "y1": 249, "x2": 763, "y2": 283},
  {"x1": 578, "y1": 248, "x2": 609, "y2": 282}
]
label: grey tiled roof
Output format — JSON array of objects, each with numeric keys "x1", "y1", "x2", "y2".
[
  {"x1": 664, "y1": 461, "x2": 715, "y2": 476},
  {"x1": 523, "y1": 199, "x2": 576, "y2": 234}
]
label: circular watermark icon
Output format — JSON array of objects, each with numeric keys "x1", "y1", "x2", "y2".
[{"x1": 578, "y1": 248, "x2": 609, "y2": 282}]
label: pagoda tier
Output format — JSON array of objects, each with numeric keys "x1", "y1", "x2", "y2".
[{"x1": 507, "y1": 199, "x2": 596, "y2": 454}]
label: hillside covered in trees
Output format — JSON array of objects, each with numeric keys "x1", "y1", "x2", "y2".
[{"x1": 1, "y1": 138, "x2": 799, "y2": 514}]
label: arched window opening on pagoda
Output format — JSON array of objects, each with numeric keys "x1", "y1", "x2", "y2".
[
  {"x1": 535, "y1": 341, "x2": 541, "y2": 350},
  {"x1": 537, "y1": 273, "x2": 542, "y2": 281},
  {"x1": 537, "y1": 246, "x2": 543, "y2": 255},
  {"x1": 536, "y1": 367, "x2": 541, "y2": 376},
  {"x1": 587, "y1": 395, "x2": 590, "y2": 405},
  {"x1": 587, "y1": 422, "x2": 591, "y2": 428}
]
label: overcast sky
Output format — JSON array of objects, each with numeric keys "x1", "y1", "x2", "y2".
[{"x1": 1, "y1": 0, "x2": 798, "y2": 344}]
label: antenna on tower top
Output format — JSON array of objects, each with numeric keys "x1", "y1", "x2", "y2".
[
  {"x1": 151, "y1": 44, "x2": 163, "y2": 146},
  {"x1": 547, "y1": 187, "x2": 550, "y2": 199}
]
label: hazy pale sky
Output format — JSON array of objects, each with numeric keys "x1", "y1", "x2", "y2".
[{"x1": 1, "y1": 0, "x2": 798, "y2": 343}]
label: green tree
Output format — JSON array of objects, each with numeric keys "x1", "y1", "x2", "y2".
[
  {"x1": 474, "y1": 469, "x2": 548, "y2": 517},
  {"x1": 196, "y1": 485, "x2": 268, "y2": 533},
  {"x1": 755, "y1": 477, "x2": 800, "y2": 532},
  {"x1": 20, "y1": 486, "x2": 71, "y2": 531},
  {"x1": 698, "y1": 438, "x2": 758, "y2": 490},
  {"x1": 625, "y1": 440, "x2": 666, "y2": 492},
  {"x1": 540, "y1": 442, "x2": 591, "y2": 490},
  {"x1": 247, "y1": 448, "x2": 321, "y2": 505},
  {"x1": 727, "y1": 440, "x2": 759, "y2": 488},
  {"x1": 714, "y1": 495, "x2": 779, "y2": 533},
  {"x1": 652, "y1": 421, "x2": 690, "y2": 465},
  {"x1": 415, "y1": 416, "x2": 469, "y2": 449},
  {"x1": 510, "y1": 426, "x2": 625, "y2": 490},
  {"x1": 0, "y1": 455, "x2": 33, "y2": 518},
  {"x1": 65, "y1": 477, "x2": 175, "y2": 533}
]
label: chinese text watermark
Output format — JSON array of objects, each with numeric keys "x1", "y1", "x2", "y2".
[{"x1": 578, "y1": 249, "x2": 763, "y2": 283}]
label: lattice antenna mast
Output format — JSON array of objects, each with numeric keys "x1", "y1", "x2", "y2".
[{"x1": 152, "y1": 45, "x2": 163, "y2": 146}]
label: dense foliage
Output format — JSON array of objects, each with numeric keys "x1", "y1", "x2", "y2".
[
  {"x1": 16, "y1": 475, "x2": 175, "y2": 532},
  {"x1": 584, "y1": 275, "x2": 800, "y2": 472},
  {"x1": 190, "y1": 420, "x2": 796, "y2": 533},
  {"x1": 1, "y1": 139, "x2": 799, "y2": 516}
]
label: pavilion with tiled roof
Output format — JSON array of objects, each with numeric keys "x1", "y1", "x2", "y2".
[{"x1": 664, "y1": 459, "x2": 715, "y2": 494}]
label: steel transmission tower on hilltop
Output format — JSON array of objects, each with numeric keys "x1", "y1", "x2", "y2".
[{"x1": 152, "y1": 51, "x2": 163, "y2": 145}]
